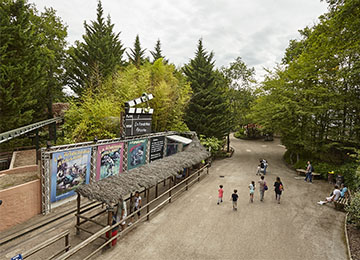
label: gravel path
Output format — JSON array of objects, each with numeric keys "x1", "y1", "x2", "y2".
[{"x1": 101, "y1": 136, "x2": 348, "y2": 260}]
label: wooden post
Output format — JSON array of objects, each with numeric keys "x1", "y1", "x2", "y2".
[
  {"x1": 155, "y1": 182, "x2": 158, "y2": 198},
  {"x1": 129, "y1": 193, "x2": 133, "y2": 214},
  {"x1": 168, "y1": 177, "x2": 172, "y2": 203},
  {"x1": 198, "y1": 170, "x2": 200, "y2": 182},
  {"x1": 163, "y1": 178, "x2": 166, "y2": 187},
  {"x1": 76, "y1": 193, "x2": 81, "y2": 235},
  {"x1": 65, "y1": 233, "x2": 69, "y2": 252},
  {"x1": 107, "y1": 207, "x2": 113, "y2": 248},
  {"x1": 146, "y1": 188, "x2": 150, "y2": 221},
  {"x1": 186, "y1": 169, "x2": 189, "y2": 191}
]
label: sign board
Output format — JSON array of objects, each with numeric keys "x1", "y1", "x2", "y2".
[
  {"x1": 51, "y1": 147, "x2": 91, "y2": 202},
  {"x1": 127, "y1": 139, "x2": 148, "y2": 170},
  {"x1": 125, "y1": 114, "x2": 152, "y2": 136},
  {"x1": 149, "y1": 136, "x2": 165, "y2": 162},
  {"x1": 11, "y1": 254, "x2": 23, "y2": 260},
  {"x1": 96, "y1": 142, "x2": 124, "y2": 180}
]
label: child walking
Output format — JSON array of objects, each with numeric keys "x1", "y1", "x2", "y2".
[
  {"x1": 249, "y1": 181, "x2": 255, "y2": 203},
  {"x1": 231, "y1": 189, "x2": 238, "y2": 211},
  {"x1": 217, "y1": 185, "x2": 224, "y2": 205}
]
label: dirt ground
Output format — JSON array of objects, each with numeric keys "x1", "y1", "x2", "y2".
[
  {"x1": 348, "y1": 224, "x2": 360, "y2": 260},
  {"x1": 100, "y1": 136, "x2": 348, "y2": 260},
  {"x1": 0, "y1": 171, "x2": 39, "y2": 190}
]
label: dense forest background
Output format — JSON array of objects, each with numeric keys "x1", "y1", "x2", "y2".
[{"x1": 0, "y1": 0, "x2": 359, "y2": 190}]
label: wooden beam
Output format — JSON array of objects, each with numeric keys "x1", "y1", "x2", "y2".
[{"x1": 76, "y1": 214, "x2": 106, "y2": 227}]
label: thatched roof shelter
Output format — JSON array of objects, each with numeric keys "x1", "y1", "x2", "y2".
[{"x1": 76, "y1": 135, "x2": 210, "y2": 205}]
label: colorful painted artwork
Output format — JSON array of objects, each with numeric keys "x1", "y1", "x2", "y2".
[
  {"x1": 96, "y1": 142, "x2": 124, "y2": 180},
  {"x1": 127, "y1": 139, "x2": 147, "y2": 170},
  {"x1": 51, "y1": 147, "x2": 91, "y2": 202}
]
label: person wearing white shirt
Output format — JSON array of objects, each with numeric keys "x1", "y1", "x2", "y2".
[{"x1": 317, "y1": 185, "x2": 341, "y2": 205}]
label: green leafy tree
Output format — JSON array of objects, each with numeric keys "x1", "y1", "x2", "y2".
[
  {"x1": 0, "y1": 0, "x2": 66, "y2": 134},
  {"x1": 66, "y1": 0, "x2": 125, "y2": 96},
  {"x1": 250, "y1": 0, "x2": 360, "y2": 172},
  {"x1": 35, "y1": 7, "x2": 67, "y2": 120},
  {"x1": 183, "y1": 39, "x2": 231, "y2": 139},
  {"x1": 221, "y1": 57, "x2": 256, "y2": 129},
  {"x1": 127, "y1": 34, "x2": 146, "y2": 68},
  {"x1": 62, "y1": 59, "x2": 191, "y2": 142}
]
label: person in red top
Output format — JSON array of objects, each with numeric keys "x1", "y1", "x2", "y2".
[{"x1": 217, "y1": 185, "x2": 224, "y2": 205}]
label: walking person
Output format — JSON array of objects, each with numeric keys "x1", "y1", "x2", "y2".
[
  {"x1": 128, "y1": 191, "x2": 141, "y2": 225},
  {"x1": 262, "y1": 159, "x2": 268, "y2": 175},
  {"x1": 258, "y1": 175, "x2": 267, "y2": 202},
  {"x1": 217, "y1": 185, "x2": 224, "y2": 205},
  {"x1": 116, "y1": 198, "x2": 127, "y2": 230},
  {"x1": 304, "y1": 161, "x2": 313, "y2": 183},
  {"x1": 274, "y1": 177, "x2": 284, "y2": 204},
  {"x1": 249, "y1": 181, "x2": 255, "y2": 203},
  {"x1": 231, "y1": 189, "x2": 238, "y2": 210}
]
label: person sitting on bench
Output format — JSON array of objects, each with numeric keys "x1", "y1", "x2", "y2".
[
  {"x1": 340, "y1": 184, "x2": 348, "y2": 198},
  {"x1": 317, "y1": 185, "x2": 341, "y2": 205}
]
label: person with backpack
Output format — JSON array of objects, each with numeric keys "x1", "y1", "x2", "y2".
[
  {"x1": 304, "y1": 161, "x2": 313, "y2": 183},
  {"x1": 262, "y1": 159, "x2": 268, "y2": 175},
  {"x1": 274, "y1": 177, "x2": 284, "y2": 204},
  {"x1": 231, "y1": 189, "x2": 239, "y2": 211}
]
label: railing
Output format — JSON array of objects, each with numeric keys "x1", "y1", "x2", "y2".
[
  {"x1": 55, "y1": 164, "x2": 210, "y2": 260},
  {"x1": 21, "y1": 230, "x2": 70, "y2": 259}
]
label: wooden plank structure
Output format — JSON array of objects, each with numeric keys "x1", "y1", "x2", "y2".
[
  {"x1": 54, "y1": 135, "x2": 210, "y2": 259},
  {"x1": 334, "y1": 189, "x2": 351, "y2": 211},
  {"x1": 21, "y1": 230, "x2": 70, "y2": 259},
  {"x1": 295, "y1": 168, "x2": 321, "y2": 179}
]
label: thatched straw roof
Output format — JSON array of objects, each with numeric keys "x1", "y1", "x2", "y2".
[{"x1": 76, "y1": 135, "x2": 209, "y2": 205}]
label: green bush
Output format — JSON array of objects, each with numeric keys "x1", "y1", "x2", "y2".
[
  {"x1": 199, "y1": 135, "x2": 224, "y2": 157},
  {"x1": 346, "y1": 191, "x2": 360, "y2": 229},
  {"x1": 283, "y1": 151, "x2": 359, "y2": 190},
  {"x1": 234, "y1": 130, "x2": 247, "y2": 139}
]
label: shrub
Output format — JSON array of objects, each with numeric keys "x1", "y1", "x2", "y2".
[
  {"x1": 346, "y1": 191, "x2": 360, "y2": 229},
  {"x1": 234, "y1": 130, "x2": 247, "y2": 139},
  {"x1": 199, "y1": 135, "x2": 224, "y2": 157}
]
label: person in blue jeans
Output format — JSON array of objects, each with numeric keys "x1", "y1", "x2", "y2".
[{"x1": 304, "y1": 161, "x2": 313, "y2": 183}]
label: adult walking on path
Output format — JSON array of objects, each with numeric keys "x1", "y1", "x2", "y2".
[
  {"x1": 101, "y1": 136, "x2": 347, "y2": 260},
  {"x1": 258, "y1": 175, "x2": 266, "y2": 201},
  {"x1": 274, "y1": 176, "x2": 284, "y2": 204}
]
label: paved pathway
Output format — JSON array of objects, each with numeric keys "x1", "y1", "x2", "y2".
[{"x1": 101, "y1": 136, "x2": 347, "y2": 260}]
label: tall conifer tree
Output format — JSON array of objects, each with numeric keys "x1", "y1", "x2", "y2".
[
  {"x1": 183, "y1": 39, "x2": 230, "y2": 139},
  {"x1": 127, "y1": 35, "x2": 146, "y2": 68},
  {"x1": 66, "y1": 1, "x2": 125, "y2": 96},
  {"x1": 150, "y1": 39, "x2": 166, "y2": 63},
  {"x1": 0, "y1": 0, "x2": 44, "y2": 132}
]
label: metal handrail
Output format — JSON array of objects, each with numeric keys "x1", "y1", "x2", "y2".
[
  {"x1": 0, "y1": 117, "x2": 63, "y2": 144},
  {"x1": 55, "y1": 164, "x2": 209, "y2": 260}
]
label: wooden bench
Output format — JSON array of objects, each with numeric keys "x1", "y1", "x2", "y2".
[
  {"x1": 334, "y1": 190, "x2": 351, "y2": 211},
  {"x1": 295, "y1": 169, "x2": 321, "y2": 179}
]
